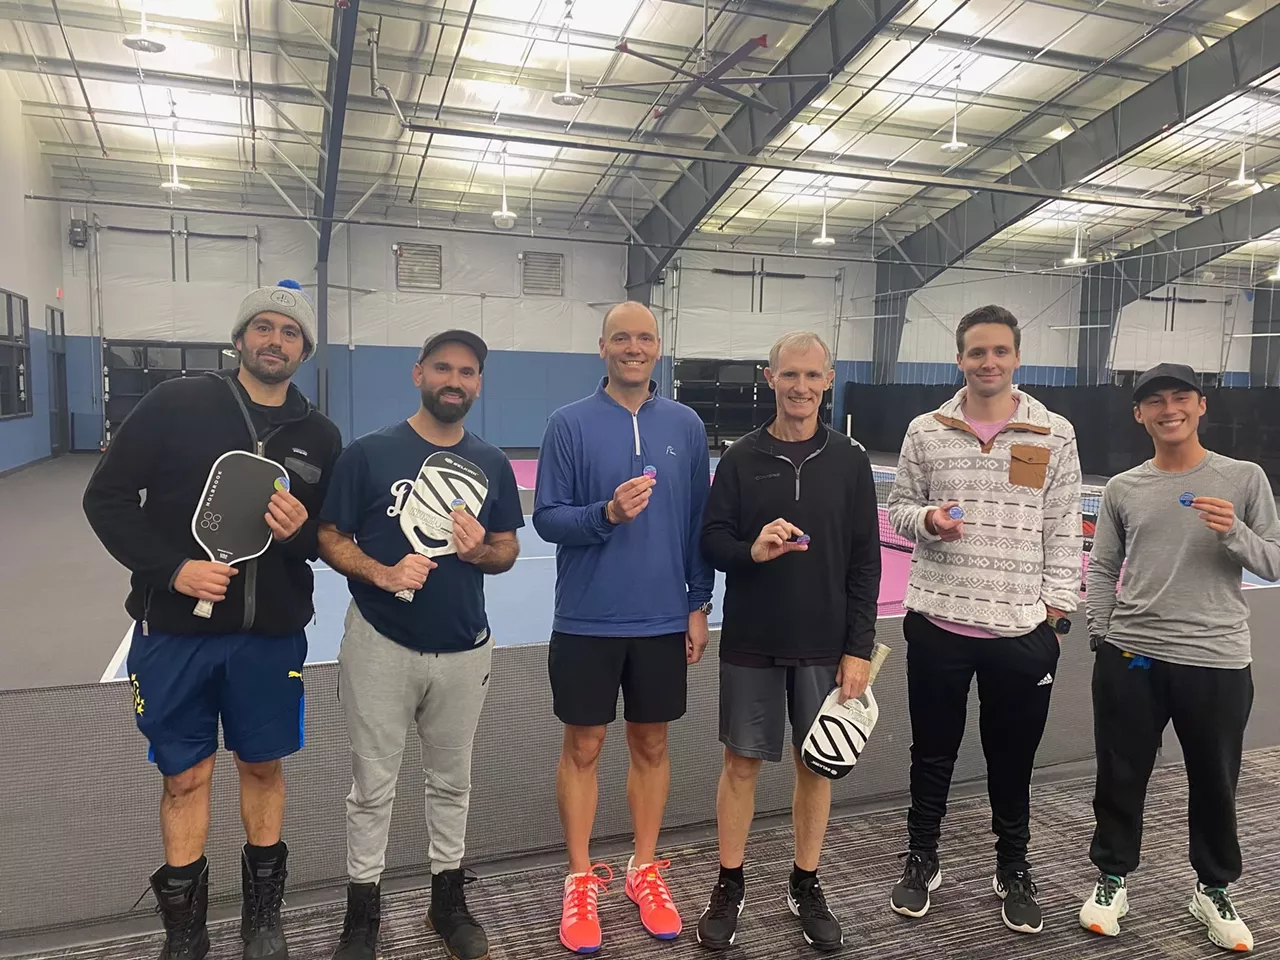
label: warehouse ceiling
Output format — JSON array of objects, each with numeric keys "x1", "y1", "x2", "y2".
[{"x1": 4, "y1": 0, "x2": 1280, "y2": 283}]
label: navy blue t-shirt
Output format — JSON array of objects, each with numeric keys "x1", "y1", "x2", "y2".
[{"x1": 321, "y1": 422, "x2": 524, "y2": 653}]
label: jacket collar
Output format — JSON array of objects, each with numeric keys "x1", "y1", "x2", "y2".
[
  {"x1": 749, "y1": 415, "x2": 833, "y2": 457},
  {"x1": 208, "y1": 369, "x2": 314, "y2": 425},
  {"x1": 933, "y1": 385, "x2": 1052, "y2": 437},
  {"x1": 595, "y1": 376, "x2": 659, "y2": 409}
]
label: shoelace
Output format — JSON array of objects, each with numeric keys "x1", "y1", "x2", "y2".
[
  {"x1": 153, "y1": 899, "x2": 200, "y2": 951},
  {"x1": 1203, "y1": 886, "x2": 1238, "y2": 921},
  {"x1": 1002, "y1": 870, "x2": 1038, "y2": 904},
  {"x1": 439, "y1": 870, "x2": 480, "y2": 923},
  {"x1": 793, "y1": 878, "x2": 833, "y2": 920},
  {"x1": 340, "y1": 890, "x2": 380, "y2": 940},
  {"x1": 704, "y1": 880, "x2": 743, "y2": 919},
  {"x1": 565, "y1": 864, "x2": 613, "y2": 924},
  {"x1": 631, "y1": 859, "x2": 674, "y2": 909},
  {"x1": 1094, "y1": 874, "x2": 1123, "y2": 907},
  {"x1": 898, "y1": 852, "x2": 935, "y2": 891},
  {"x1": 245, "y1": 868, "x2": 288, "y2": 934}
]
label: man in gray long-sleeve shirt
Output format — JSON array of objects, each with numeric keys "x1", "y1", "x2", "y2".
[{"x1": 1080, "y1": 363, "x2": 1280, "y2": 953}]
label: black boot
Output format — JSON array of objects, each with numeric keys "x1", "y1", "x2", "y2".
[
  {"x1": 332, "y1": 882, "x2": 381, "y2": 960},
  {"x1": 149, "y1": 860, "x2": 211, "y2": 960},
  {"x1": 427, "y1": 869, "x2": 489, "y2": 960},
  {"x1": 241, "y1": 842, "x2": 289, "y2": 960}
]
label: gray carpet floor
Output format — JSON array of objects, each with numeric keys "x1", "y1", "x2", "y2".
[{"x1": 14, "y1": 747, "x2": 1280, "y2": 959}]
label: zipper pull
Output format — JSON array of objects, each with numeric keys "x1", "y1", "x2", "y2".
[{"x1": 141, "y1": 619, "x2": 149, "y2": 637}]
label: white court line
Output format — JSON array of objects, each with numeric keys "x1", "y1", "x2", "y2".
[{"x1": 100, "y1": 624, "x2": 134, "y2": 683}]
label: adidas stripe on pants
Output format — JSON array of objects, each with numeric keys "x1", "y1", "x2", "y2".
[{"x1": 902, "y1": 612, "x2": 1061, "y2": 871}]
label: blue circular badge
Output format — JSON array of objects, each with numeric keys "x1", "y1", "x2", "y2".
[
  {"x1": 1179, "y1": 492, "x2": 1195, "y2": 507},
  {"x1": 948, "y1": 505, "x2": 965, "y2": 520}
]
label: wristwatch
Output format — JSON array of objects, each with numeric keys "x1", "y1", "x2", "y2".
[
  {"x1": 1046, "y1": 614, "x2": 1071, "y2": 635},
  {"x1": 695, "y1": 601, "x2": 713, "y2": 616}
]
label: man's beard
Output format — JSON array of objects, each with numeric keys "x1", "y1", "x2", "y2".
[
  {"x1": 240, "y1": 349, "x2": 298, "y2": 385},
  {"x1": 422, "y1": 386, "x2": 474, "y2": 423}
]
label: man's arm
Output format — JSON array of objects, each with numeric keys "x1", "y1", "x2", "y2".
[
  {"x1": 1217, "y1": 465, "x2": 1280, "y2": 582},
  {"x1": 318, "y1": 524, "x2": 434, "y2": 594},
  {"x1": 1041, "y1": 432, "x2": 1084, "y2": 615},
  {"x1": 1085, "y1": 484, "x2": 1125, "y2": 641},
  {"x1": 700, "y1": 451, "x2": 754, "y2": 572},
  {"x1": 887, "y1": 426, "x2": 940, "y2": 544},
  {"x1": 531, "y1": 414, "x2": 617, "y2": 546},
  {"x1": 844, "y1": 454, "x2": 882, "y2": 660},
  {"x1": 82, "y1": 387, "x2": 192, "y2": 590},
  {"x1": 457, "y1": 527, "x2": 521, "y2": 574},
  {"x1": 684, "y1": 422, "x2": 715, "y2": 608}
]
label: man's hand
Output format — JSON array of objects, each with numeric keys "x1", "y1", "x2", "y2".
[
  {"x1": 750, "y1": 518, "x2": 808, "y2": 563},
  {"x1": 1193, "y1": 496, "x2": 1236, "y2": 534},
  {"x1": 686, "y1": 610, "x2": 710, "y2": 664},
  {"x1": 925, "y1": 501, "x2": 964, "y2": 542},
  {"x1": 174, "y1": 560, "x2": 237, "y2": 602},
  {"x1": 265, "y1": 489, "x2": 308, "y2": 542},
  {"x1": 836, "y1": 654, "x2": 870, "y2": 703},
  {"x1": 606, "y1": 477, "x2": 655, "y2": 524},
  {"x1": 375, "y1": 554, "x2": 436, "y2": 594},
  {"x1": 452, "y1": 509, "x2": 489, "y2": 563}
]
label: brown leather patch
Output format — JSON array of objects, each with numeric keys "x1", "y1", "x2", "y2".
[{"x1": 1008, "y1": 443, "x2": 1050, "y2": 489}]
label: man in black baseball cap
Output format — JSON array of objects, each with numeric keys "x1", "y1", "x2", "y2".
[
  {"x1": 1079, "y1": 361, "x2": 1279, "y2": 949},
  {"x1": 1131, "y1": 362, "x2": 1201, "y2": 403}
]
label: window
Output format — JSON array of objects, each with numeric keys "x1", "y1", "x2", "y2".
[
  {"x1": 0, "y1": 290, "x2": 31, "y2": 418},
  {"x1": 394, "y1": 242, "x2": 443, "y2": 291},
  {"x1": 46, "y1": 306, "x2": 65, "y2": 346},
  {"x1": 521, "y1": 251, "x2": 564, "y2": 296}
]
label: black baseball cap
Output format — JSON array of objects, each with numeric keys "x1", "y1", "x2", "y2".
[
  {"x1": 1132, "y1": 362, "x2": 1201, "y2": 403},
  {"x1": 418, "y1": 329, "x2": 488, "y2": 372}
]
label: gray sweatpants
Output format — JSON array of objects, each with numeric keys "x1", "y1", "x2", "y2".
[{"x1": 338, "y1": 601, "x2": 493, "y2": 882}]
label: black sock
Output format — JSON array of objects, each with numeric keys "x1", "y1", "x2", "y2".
[
  {"x1": 719, "y1": 864, "x2": 744, "y2": 887},
  {"x1": 791, "y1": 864, "x2": 818, "y2": 885},
  {"x1": 166, "y1": 855, "x2": 207, "y2": 882},
  {"x1": 245, "y1": 841, "x2": 286, "y2": 863}
]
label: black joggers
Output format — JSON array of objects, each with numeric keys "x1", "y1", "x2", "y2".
[
  {"x1": 1090, "y1": 641, "x2": 1253, "y2": 887},
  {"x1": 904, "y1": 612, "x2": 1060, "y2": 870}
]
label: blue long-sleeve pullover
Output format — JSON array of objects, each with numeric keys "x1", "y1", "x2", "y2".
[{"x1": 533, "y1": 379, "x2": 714, "y2": 637}]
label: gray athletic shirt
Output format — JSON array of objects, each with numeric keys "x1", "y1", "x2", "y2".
[{"x1": 1086, "y1": 451, "x2": 1280, "y2": 668}]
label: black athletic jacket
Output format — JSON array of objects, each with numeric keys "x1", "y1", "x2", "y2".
[
  {"x1": 701, "y1": 420, "x2": 881, "y2": 661},
  {"x1": 83, "y1": 371, "x2": 343, "y2": 636}
]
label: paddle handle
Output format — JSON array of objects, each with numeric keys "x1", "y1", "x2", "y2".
[
  {"x1": 396, "y1": 588, "x2": 415, "y2": 603},
  {"x1": 194, "y1": 598, "x2": 214, "y2": 618},
  {"x1": 866, "y1": 642, "x2": 891, "y2": 685}
]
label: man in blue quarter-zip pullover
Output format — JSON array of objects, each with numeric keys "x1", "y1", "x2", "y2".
[{"x1": 534, "y1": 300, "x2": 715, "y2": 954}]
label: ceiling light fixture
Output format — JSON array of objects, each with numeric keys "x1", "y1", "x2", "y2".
[
  {"x1": 551, "y1": 27, "x2": 586, "y2": 107},
  {"x1": 1230, "y1": 142, "x2": 1254, "y2": 188},
  {"x1": 159, "y1": 108, "x2": 190, "y2": 193},
  {"x1": 812, "y1": 186, "x2": 836, "y2": 246},
  {"x1": 1062, "y1": 220, "x2": 1087, "y2": 265},
  {"x1": 492, "y1": 150, "x2": 517, "y2": 230},
  {"x1": 122, "y1": 0, "x2": 166, "y2": 53},
  {"x1": 940, "y1": 68, "x2": 968, "y2": 154}
]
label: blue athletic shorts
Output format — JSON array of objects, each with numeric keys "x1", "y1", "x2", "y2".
[{"x1": 125, "y1": 625, "x2": 308, "y2": 776}]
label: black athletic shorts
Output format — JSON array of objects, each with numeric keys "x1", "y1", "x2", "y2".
[{"x1": 548, "y1": 631, "x2": 687, "y2": 726}]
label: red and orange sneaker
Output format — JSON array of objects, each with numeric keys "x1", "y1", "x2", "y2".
[
  {"x1": 626, "y1": 857, "x2": 682, "y2": 940},
  {"x1": 560, "y1": 864, "x2": 612, "y2": 954}
]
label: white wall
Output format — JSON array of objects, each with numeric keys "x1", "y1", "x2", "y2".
[
  {"x1": 1112, "y1": 282, "x2": 1252, "y2": 374},
  {"x1": 0, "y1": 70, "x2": 66, "y2": 470},
  {"x1": 63, "y1": 211, "x2": 627, "y2": 354}
]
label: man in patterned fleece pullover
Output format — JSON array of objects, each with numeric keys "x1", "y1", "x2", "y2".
[{"x1": 885, "y1": 304, "x2": 1083, "y2": 937}]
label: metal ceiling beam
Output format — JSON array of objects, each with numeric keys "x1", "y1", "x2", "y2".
[
  {"x1": 619, "y1": 0, "x2": 917, "y2": 298},
  {"x1": 870, "y1": 4, "x2": 1280, "y2": 384},
  {"x1": 1076, "y1": 185, "x2": 1280, "y2": 383}
]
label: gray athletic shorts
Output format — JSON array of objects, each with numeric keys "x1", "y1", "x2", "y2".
[{"x1": 719, "y1": 660, "x2": 839, "y2": 763}]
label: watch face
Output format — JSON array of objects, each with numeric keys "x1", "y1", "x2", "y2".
[{"x1": 1055, "y1": 618, "x2": 1071, "y2": 634}]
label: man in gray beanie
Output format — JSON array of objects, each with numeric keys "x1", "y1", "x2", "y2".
[{"x1": 84, "y1": 279, "x2": 342, "y2": 960}]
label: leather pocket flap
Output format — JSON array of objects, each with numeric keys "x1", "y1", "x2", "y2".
[{"x1": 1009, "y1": 444, "x2": 1050, "y2": 465}]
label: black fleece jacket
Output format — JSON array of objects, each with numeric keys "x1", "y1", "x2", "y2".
[
  {"x1": 700, "y1": 420, "x2": 881, "y2": 661},
  {"x1": 83, "y1": 370, "x2": 343, "y2": 636}
]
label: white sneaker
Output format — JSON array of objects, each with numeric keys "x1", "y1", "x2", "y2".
[
  {"x1": 1078, "y1": 873, "x2": 1128, "y2": 937},
  {"x1": 1189, "y1": 884, "x2": 1254, "y2": 952}
]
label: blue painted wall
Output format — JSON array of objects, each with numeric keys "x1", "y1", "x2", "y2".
[{"x1": 0, "y1": 328, "x2": 50, "y2": 473}]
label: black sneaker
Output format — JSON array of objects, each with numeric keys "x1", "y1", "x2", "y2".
[
  {"x1": 427, "y1": 869, "x2": 489, "y2": 960},
  {"x1": 241, "y1": 844, "x2": 289, "y2": 959},
  {"x1": 994, "y1": 867, "x2": 1043, "y2": 934},
  {"x1": 332, "y1": 881, "x2": 381, "y2": 960},
  {"x1": 890, "y1": 852, "x2": 941, "y2": 918},
  {"x1": 787, "y1": 875, "x2": 843, "y2": 952},
  {"x1": 149, "y1": 862, "x2": 211, "y2": 960},
  {"x1": 696, "y1": 876, "x2": 745, "y2": 950}
]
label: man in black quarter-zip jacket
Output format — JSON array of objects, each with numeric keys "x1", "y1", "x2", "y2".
[
  {"x1": 83, "y1": 281, "x2": 342, "y2": 960},
  {"x1": 697, "y1": 331, "x2": 881, "y2": 953}
]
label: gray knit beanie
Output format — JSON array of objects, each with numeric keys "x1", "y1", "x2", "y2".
[{"x1": 232, "y1": 280, "x2": 316, "y2": 357}]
